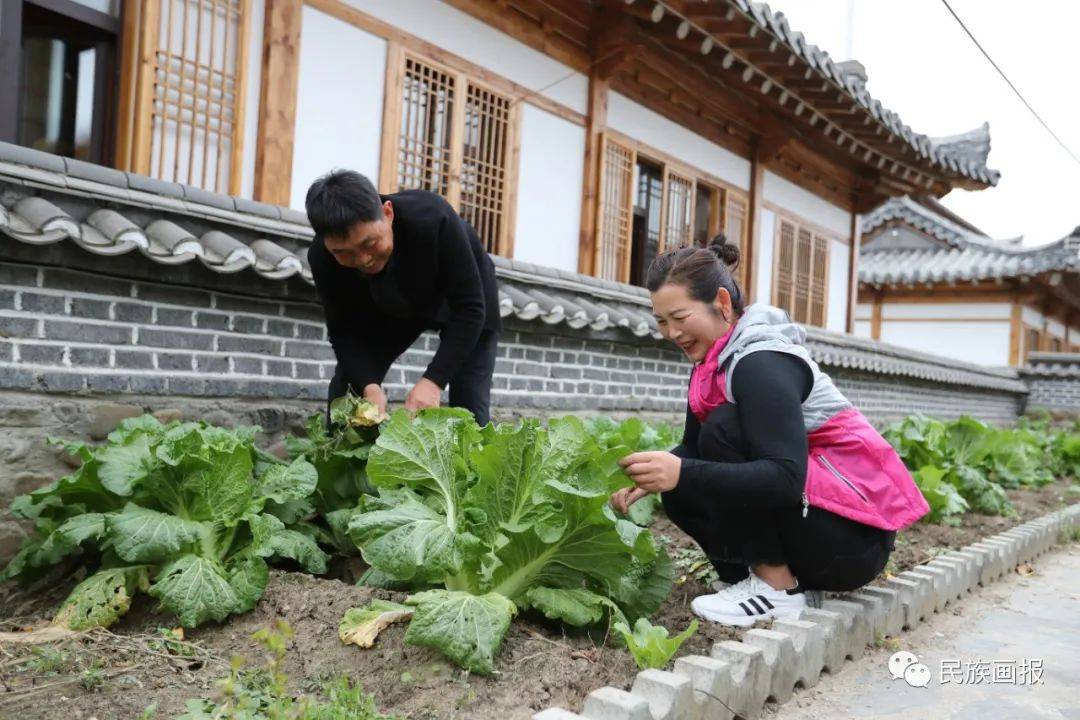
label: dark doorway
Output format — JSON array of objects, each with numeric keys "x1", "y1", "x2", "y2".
[{"x1": 629, "y1": 158, "x2": 663, "y2": 287}]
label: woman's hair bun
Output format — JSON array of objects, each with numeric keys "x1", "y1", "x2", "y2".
[{"x1": 708, "y1": 234, "x2": 740, "y2": 269}]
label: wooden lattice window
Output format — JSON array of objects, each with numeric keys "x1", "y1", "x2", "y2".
[
  {"x1": 723, "y1": 192, "x2": 749, "y2": 288},
  {"x1": 382, "y1": 50, "x2": 518, "y2": 256},
  {"x1": 594, "y1": 133, "x2": 746, "y2": 286},
  {"x1": 596, "y1": 136, "x2": 635, "y2": 282},
  {"x1": 460, "y1": 84, "x2": 512, "y2": 253},
  {"x1": 660, "y1": 170, "x2": 694, "y2": 253},
  {"x1": 397, "y1": 56, "x2": 455, "y2": 197},
  {"x1": 774, "y1": 216, "x2": 831, "y2": 327},
  {"x1": 120, "y1": 0, "x2": 251, "y2": 194}
]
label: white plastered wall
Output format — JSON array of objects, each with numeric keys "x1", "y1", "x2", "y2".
[
  {"x1": 290, "y1": 5, "x2": 387, "y2": 210},
  {"x1": 880, "y1": 320, "x2": 1012, "y2": 367},
  {"x1": 512, "y1": 105, "x2": 585, "y2": 273},
  {"x1": 826, "y1": 240, "x2": 850, "y2": 333},
  {"x1": 606, "y1": 92, "x2": 751, "y2": 190},
  {"x1": 753, "y1": 208, "x2": 777, "y2": 306},
  {"x1": 1047, "y1": 319, "x2": 1067, "y2": 339},
  {"x1": 338, "y1": 0, "x2": 587, "y2": 113},
  {"x1": 853, "y1": 321, "x2": 872, "y2": 338}
]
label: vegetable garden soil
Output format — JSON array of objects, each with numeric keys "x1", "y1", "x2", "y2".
[{"x1": 1, "y1": 479, "x2": 1074, "y2": 720}]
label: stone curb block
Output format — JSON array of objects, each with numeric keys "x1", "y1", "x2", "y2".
[
  {"x1": 926, "y1": 558, "x2": 964, "y2": 601},
  {"x1": 900, "y1": 567, "x2": 947, "y2": 614},
  {"x1": 582, "y1": 686, "x2": 651, "y2": 720},
  {"x1": 709, "y1": 641, "x2": 770, "y2": 719},
  {"x1": 743, "y1": 629, "x2": 798, "y2": 704},
  {"x1": 942, "y1": 550, "x2": 983, "y2": 593},
  {"x1": 819, "y1": 599, "x2": 872, "y2": 660},
  {"x1": 883, "y1": 576, "x2": 932, "y2": 629},
  {"x1": 672, "y1": 655, "x2": 735, "y2": 720},
  {"x1": 800, "y1": 608, "x2": 846, "y2": 672},
  {"x1": 963, "y1": 543, "x2": 1005, "y2": 585},
  {"x1": 847, "y1": 589, "x2": 900, "y2": 638},
  {"x1": 630, "y1": 669, "x2": 697, "y2": 720},
  {"x1": 771, "y1": 618, "x2": 826, "y2": 689},
  {"x1": 981, "y1": 536, "x2": 1020, "y2": 571},
  {"x1": 532, "y1": 503, "x2": 1080, "y2": 720},
  {"x1": 856, "y1": 586, "x2": 904, "y2": 637}
]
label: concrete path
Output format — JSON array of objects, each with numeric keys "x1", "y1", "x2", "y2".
[{"x1": 770, "y1": 544, "x2": 1080, "y2": 720}]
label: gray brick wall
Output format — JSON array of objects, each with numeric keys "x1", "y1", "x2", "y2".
[
  {"x1": 1021, "y1": 354, "x2": 1080, "y2": 413},
  {"x1": 0, "y1": 258, "x2": 1031, "y2": 423}
]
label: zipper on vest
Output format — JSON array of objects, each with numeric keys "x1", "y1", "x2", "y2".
[
  {"x1": 815, "y1": 454, "x2": 869, "y2": 503},
  {"x1": 801, "y1": 492, "x2": 809, "y2": 518}
]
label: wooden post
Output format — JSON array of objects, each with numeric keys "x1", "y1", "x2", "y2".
[
  {"x1": 745, "y1": 145, "x2": 765, "y2": 304},
  {"x1": 253, "y1": 0, "x2": 302, "y2": 205},
  {"x1": 871, "y1": 291, "x2": 882, "y2": 341},
  {"x1": 130, "y1": 0, "x2": 160, "y2": 176},
  {"x1": 577, "y1": 71, "x2": 608, "y2": 276},
  {"x1": 846, "y1": 209, "x2": 861, "y2": 334},
  {"x1": 1009, "y1": 295, "x2": 1022, "y2": 366}
]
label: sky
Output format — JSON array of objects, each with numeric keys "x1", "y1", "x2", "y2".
[{"x1": 772, "y1": 0, "x2": 1080, "y2": 247}]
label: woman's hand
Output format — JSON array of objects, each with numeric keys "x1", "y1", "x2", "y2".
[
  {"x1": 610, "y1": 486, "x2": 651, "y2": 515},
  {"x1": 619, "y1": 451, "x2": 682, "y2": 493}
]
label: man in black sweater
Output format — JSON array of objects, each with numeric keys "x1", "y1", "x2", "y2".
[{"x1": 305, "y1": 170, "x2": 501, "y2": 425}]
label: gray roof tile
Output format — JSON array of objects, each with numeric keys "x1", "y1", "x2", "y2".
[{"x1": 64, "y1": 157, "x2": 129, "y2": 187}]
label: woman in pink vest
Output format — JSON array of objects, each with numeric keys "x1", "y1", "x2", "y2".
[{"x1": 611, "y1": 236, "x2": 929, "y2": 627}]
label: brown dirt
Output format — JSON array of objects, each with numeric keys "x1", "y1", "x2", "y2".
[{"x1": 0, "y1": 480, "x2": 1074, "y2": 720}]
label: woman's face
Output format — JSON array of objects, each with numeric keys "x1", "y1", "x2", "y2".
[{"x1": 651, "y1": 282, "x2": 734, "y2": 363}]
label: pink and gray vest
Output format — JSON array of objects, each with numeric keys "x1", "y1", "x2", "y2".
[{"x1": 689, "y1": 304, "x2": 929, "y2": 531}]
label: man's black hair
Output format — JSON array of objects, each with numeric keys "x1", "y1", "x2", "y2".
[{"x1": 305, "y1": 169, "x2": 383, "y2": 238}]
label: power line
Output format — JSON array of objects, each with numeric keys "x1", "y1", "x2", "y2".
[{"x1": 939, "y1": 0, "x2": 1080, "y2": 169}]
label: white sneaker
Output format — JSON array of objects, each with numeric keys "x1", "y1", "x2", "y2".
[{"x1": 691, "y1": 572, "x2": 807, "y2": 627}]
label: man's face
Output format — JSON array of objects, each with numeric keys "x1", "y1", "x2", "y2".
[{"x1": 323, "y1": 201, "x2": 394, "y2": 275}]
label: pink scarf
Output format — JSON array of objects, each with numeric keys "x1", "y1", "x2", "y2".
[{"x1": 688, "y1": 325, "x2": 736, "y2": 422}]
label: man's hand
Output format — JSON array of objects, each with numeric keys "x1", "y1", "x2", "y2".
[
  {"x1": 405, "y1": 377, "x2": 442, "y2": 414},
  {"x1": 610, "y1": 486, "x2": 651, "y2": 515},
  {"x1": 362, "y1": 383, "x2": 388, "y2": 417},
  {"x1": 618, "y1": 451, "x2": 681, "y2": 493}
]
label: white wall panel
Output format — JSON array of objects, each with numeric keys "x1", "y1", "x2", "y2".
[
  {"x1": 880, "y1": 321, "x2": 1012, "y2": 367},
  {"x1": 240, "y1": 0, "x2": 265, "y2": 199},
  {"x1": 512, "y1": 105, "x2": 585, "y2": 273},
  {"x1": 754, "y1": 208, "x2": 776, "y2": 305},
  {"x1": 607, "y1": 92, "x2": 751, "y2": 190},
  {"x1": 290, "y1": 6, "x2": 386, "y2": 210},
  {"x1": 827, "y1": 240, "x2": 850, "y2": 333},
  {"x1": 340, "y1": 0, "x2": 587, "y2": 113},
  {"x1": 763, "y1": 170, "x2": 849, "y2": 237},
  {"x1": 882, "y1": 302, "x2": 1013, "y2": 320}
]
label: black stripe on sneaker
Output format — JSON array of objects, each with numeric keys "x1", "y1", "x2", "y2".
[
  {"x1": 757, "y1": 595, "x2": 775, "y2": 610},
  {"x1": 739, "y1": 601, "x2": 754, "y2": 616},
  {"x1": 746, "y1": 597, "x2": 764, "y2": 614}
]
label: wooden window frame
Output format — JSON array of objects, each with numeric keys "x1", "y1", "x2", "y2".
[
  {"x1": 116, "y1": 0, "x2": 251, "y2": 195},
  {"x1": 771, "y1": 212, "x2": 835, "y2": 328},
  {"x1": 379, "y1": 44, "x2": 521, "y2": 258},
  {"x1": 594, "y1": 129, "x2": 749, "y2": 285}
]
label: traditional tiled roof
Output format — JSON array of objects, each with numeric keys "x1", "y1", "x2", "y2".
[
  {"x1": 0, "y1": 143, "x2": 1028, "y2": 391},
  {"x1": 724, "y1": 2, "x2": 999, "y2": 187},
  {"x1": 0, "y1": 142, "x2": 663, "y2": 340},
  {"x1": 1022, "y1": 352, "x2": 1080, "y2": 379},
  {"x1": 859, "y1": 196, "x2": 1080, "y2": 285}
]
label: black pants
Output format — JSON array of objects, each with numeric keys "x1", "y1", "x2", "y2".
[
  {"x1": 328, "y1": 325, "x2": 499, "y2": 426},
  {"x1": 662, "y1": 403, "x2": 895, "y2": 591}
]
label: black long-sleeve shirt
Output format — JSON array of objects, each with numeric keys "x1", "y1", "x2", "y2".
[
  {"x1": 308, "y1": 190, "x2": 501, "y2": 389},
  {"x1": 672, "y1": 351, "x2": 813, "y2": 509}
]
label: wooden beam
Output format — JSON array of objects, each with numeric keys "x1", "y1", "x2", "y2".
[
  {"x1": 253, "y1": 0, "x2": 302, "y2": 205},
  {"x1": 745, "y1": 142, "x2": 766, "y2": 303},
  {"x1": 578, "y1": 70, "x2": 609, "y2": 276},
  {"x1": 847, "y1": 208, "x2": 861, "y2": 334},
  {"x1": 440, "y1": 0, "x2": 591, "y2": 71}
]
